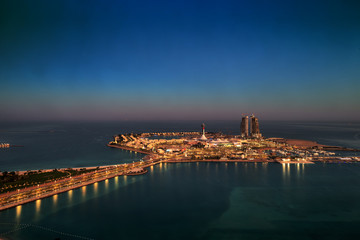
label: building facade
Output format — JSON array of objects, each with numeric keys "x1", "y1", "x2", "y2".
[{"x1": 241, "y1": 116, "x2": 249, "y2": 137}]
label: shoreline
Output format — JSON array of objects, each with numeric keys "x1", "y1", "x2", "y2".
[
  {"x1": 1, "y1": 137, "x2": 359, "y2": 212},
  {"x1": 15, "y1": 164, "x2": 118, "y2": 175}
]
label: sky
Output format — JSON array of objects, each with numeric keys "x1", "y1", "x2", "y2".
[{"x1": 1, "y1": 0, "x2": 359, "y2": 121}]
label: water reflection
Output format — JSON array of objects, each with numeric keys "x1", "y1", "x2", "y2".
[
  {"x1": 35, "y1": 199, "x2": 41, "y2": 218},
  {"x1": 287, "y1": 163, "x2": 291, "y2": 178},
  {"x1": 302, "y1": 163, "x2": 305, "y2": 173},
  {"x1": 94, "y1": 182, "x2": 98, "y2": 194},
  {"x1": 282, "y1": 163, "x2": 291, "y2": 182},
  {"x1": 82, "y1": 186, "x2": 86, "y2": 198},
  {"x1": 53, "y1": 194, "x2": 58, "y2": 207},
  {"x1": 296, "y1": 163, "x2": 300, "y2": 178},
  {"x1": 105, "y1": 179, "x2": 109, "y2": 191},
  {"x1": 282, "y1": 163, "x2": 307, "y2": 182},
  {"x1": 15, "y1": 205, "x2": 22, "y2": 221},
  {"x1": 123, "y1": 175, "x2": 127, "y2": 185},
  {"x1": 115, "y1": 176, "x2": 119, "y2": 188},
  {"x1": 282, "y1": 163, "x2": 286, "y2": 179},
  {"x1": 68, "y1": 190, "x2": 73, "y2": 202}
]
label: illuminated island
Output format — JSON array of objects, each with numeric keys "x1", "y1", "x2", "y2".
[
  {"x1": 1, "y1": 117, "x2": 359, "y2": 211},
  {"x1": 109, "y1": 116, "x2": 360, "y2": 165}
]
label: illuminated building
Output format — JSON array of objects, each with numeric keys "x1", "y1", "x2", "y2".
[
  {"x1": 250, "y1": 115, "x2": 261, "y2": 138},
  {"x1": 241, "y1": 116, "x2": 249, "y2": 138},
  {"x1": 200, "y1": 123, "x2": 207, "y2": 140}
]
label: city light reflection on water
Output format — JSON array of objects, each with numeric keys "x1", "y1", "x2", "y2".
[
  {"x1": 15, "y1": 205, "x2": 22, "y2": 221},
  {"x1": 82, "y1": 186, "x2": 86, "y2": 198},
  {"x1": 105, "y1": 179, "x2": 109, "y2": 191},
  {"x1": 93, "y1": 182, "x2": 98, "y2": 194},
  {"x1": 302, "y1": 163, "x2": 305, "y2": 173},
  {"x1": 53, "y1": 194, "x2": 58, "y2": 207},
  {"x1": 262, "y1": 162, "x2": 268, "y2": 172},
  {"x1": 296, "y1": 163, "x2": 300, "y2": 178},
  {"x1": 282, "y1": 163, "x2": 286, "y2": 178},
  {"x1": 282, "y1": 163, "x2": 291, "y2": 183},
  {"x1": 114, "y1": 176, "x2": 119, "y2": 187},
  {"x1": 123, "y1": 175, "x2": 127, "y2": 185},
  {"x1": 35, "y1": 199, "x2": 41, "y2": 219},
  {"x1": 287, "y1": 163, "x2": 291, "y2": 177},
  {"x1": 68, "y1": 190, "x2": 73, "y2": 202},
  {"x1": 282, "y1": 163, "x2": 309, "y2": 183}
]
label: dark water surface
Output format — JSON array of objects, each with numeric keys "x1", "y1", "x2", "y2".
[{"x1": 1, "y1": 121, "x2": 360, "y2": 239}]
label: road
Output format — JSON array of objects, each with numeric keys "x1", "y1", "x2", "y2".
[{"x1": 0, "y1": 158, "x2": 161, "y2": 211}]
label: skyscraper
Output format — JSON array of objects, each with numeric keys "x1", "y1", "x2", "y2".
[
  {"x1": 241, "y1": 116, "x2": 249, "y2": 138},
  {"x1": 250, "y1": 115, "x2": 261, "y2": 138}
]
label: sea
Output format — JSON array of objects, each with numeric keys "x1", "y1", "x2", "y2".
[{"x1": 0, "y1": 121, "x2": 360, "y2": 240}]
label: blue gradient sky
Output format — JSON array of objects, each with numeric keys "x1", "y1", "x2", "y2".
[{"x1": 1, "y1": 0, "x2": 359, "y2": 121}]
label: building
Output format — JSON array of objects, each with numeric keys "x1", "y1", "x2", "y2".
[
  {"x1": 241, "y1": 114, "x2": 262, "y2": 138},
  {"x1": 250, "y1": 115, "x2": 261, "y2": 138},
  {"x1": 200, "y1": 123, "x2": 207, "y2": 140},
  {"x1": 241, "y1": 116, "x2": 249, "y2": 138}
]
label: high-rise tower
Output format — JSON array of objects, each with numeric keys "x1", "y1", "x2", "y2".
[
  {"x1": 250, "y1": 115, "x2": 261, "y2": 138},
  {"x1": 200, "y1": 123, "x2": 207, "y2": 140},
  {"x1": 241, "y1": 116, "x2": 249, "y2": 138}
]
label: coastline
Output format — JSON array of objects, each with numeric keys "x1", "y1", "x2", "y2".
[
  {"x1": 1, "y1": 136, "x2": 359, "y2": 212},
  {"x1": 16, "y1": 165, "x2": 112, "y2": 175}
]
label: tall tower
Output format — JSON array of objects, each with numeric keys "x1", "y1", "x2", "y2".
[
  {"x1": 241, "y1": 116, "x2": 249, "y2": 138},
  {"x1": 250, "y1": 115, "x2": 261, "y2": 138},
  {"x1": 200, "y1": 123, "x2": 207, "y2": 140}
]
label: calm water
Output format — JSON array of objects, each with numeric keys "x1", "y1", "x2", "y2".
[{"x1": 1, "y1": 121, "x2": 360, "y2": 240}]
